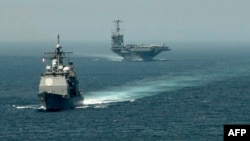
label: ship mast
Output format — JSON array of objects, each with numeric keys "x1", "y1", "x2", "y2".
[
  {"x1": 43, "y1": 34, "x2": 73, "y2": 72},
  {"x1": 114, "y1": 19, "x2": 122, "y2": 33},
  {"x1": 55, "y1": 34, "x2": 63, "y2": 66},
  {"x1": 56, "y1": 34, "x2": 62, "y2": 52},
  {"x1": 57, "y1": 34, "x2": 60, "y2": 45}
]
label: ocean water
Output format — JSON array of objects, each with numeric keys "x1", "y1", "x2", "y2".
[{"x1": 0, "y1": 42, "x2": 250, "y2": 140}]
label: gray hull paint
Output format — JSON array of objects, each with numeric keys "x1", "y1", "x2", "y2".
[
  {"x1": 38, "y1": 35, "x2": 84, "y2": 111},
  {"x1": 112, "y1": 48, "x2": 170, "y2": 61},
  {"x1": 111, "y1": 20, "x2": 170, "y2": 61},
  {"x1": 38, "y1": 92, "x2": 83, "y2": 110}
]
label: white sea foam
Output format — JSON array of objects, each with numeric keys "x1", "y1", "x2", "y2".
[
  {"x1": 83, "y1": 75, "x2": 204, "y2": 105},
  {"x1": 13, "y1": 104, "x2": 43, "y2": 110},
  {"x1": 83, "y1": 61, "x2": 250, "y2": 106}
]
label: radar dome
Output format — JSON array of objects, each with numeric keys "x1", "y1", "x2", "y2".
[{"x1": 56, "y1": 44, "x2": 62, "y2": 48}]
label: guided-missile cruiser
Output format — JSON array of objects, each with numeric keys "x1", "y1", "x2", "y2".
[
  {"x1": 38, "y1": 34, "x2": 83, "y2": 110},
  {"x1": 111, "y1": 20, "x2": 170, "y2": 61}
]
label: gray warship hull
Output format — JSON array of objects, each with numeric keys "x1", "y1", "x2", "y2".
[
  {"x1": 111, "y1": 20, "x2": 170, "y2": 61},
  {"x1": 38, "y1": 34, "x2": 84, "y2": 111},
  {"x1": 38, "y1": 92, "x2": 83, "y2": 110},
  {"x1": 112, "y1": 46, "x2": 170, "y2": 61}
]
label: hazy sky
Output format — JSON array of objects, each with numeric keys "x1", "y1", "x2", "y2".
[{"x1": 1, "y1": 0, "x2": 250, "y2": 42}]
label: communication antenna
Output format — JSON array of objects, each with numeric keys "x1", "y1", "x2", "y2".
[
  {"x1": 56, "y1": 34, "x2": 62, "y2": 49},
  {"x1": 57, "y1": 34, "x2": 60, "y2": 44}
]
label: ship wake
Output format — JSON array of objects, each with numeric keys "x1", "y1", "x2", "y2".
[
  {"x1": 83, "y1": 75, "x2": 201, "y2": 107},
  {"x1": 82, "y1": 61, "x2": 250, "y2": 108},
  {"x1": 13, "y1": 104, "x2": 45, "y2": 110}
]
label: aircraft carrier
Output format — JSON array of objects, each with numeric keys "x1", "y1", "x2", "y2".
[
  {"x1": 38, "y1": 34, "x2": 83, "y2": 111},
  {"x1": 111, "y1": 20, "x2": 170, "y2": 61}
]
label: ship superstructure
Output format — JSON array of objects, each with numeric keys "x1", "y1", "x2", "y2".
[
  {"x1": 111, "y1": 20, "x2": 170, "y2": 61},
  {"x1": 38, "y1": 34, "x2": 83, "y2": 110}
]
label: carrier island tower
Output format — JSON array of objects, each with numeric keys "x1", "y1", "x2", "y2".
[{"x1": 111, "y1": 20, "x2": 170, "y2": 61}]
